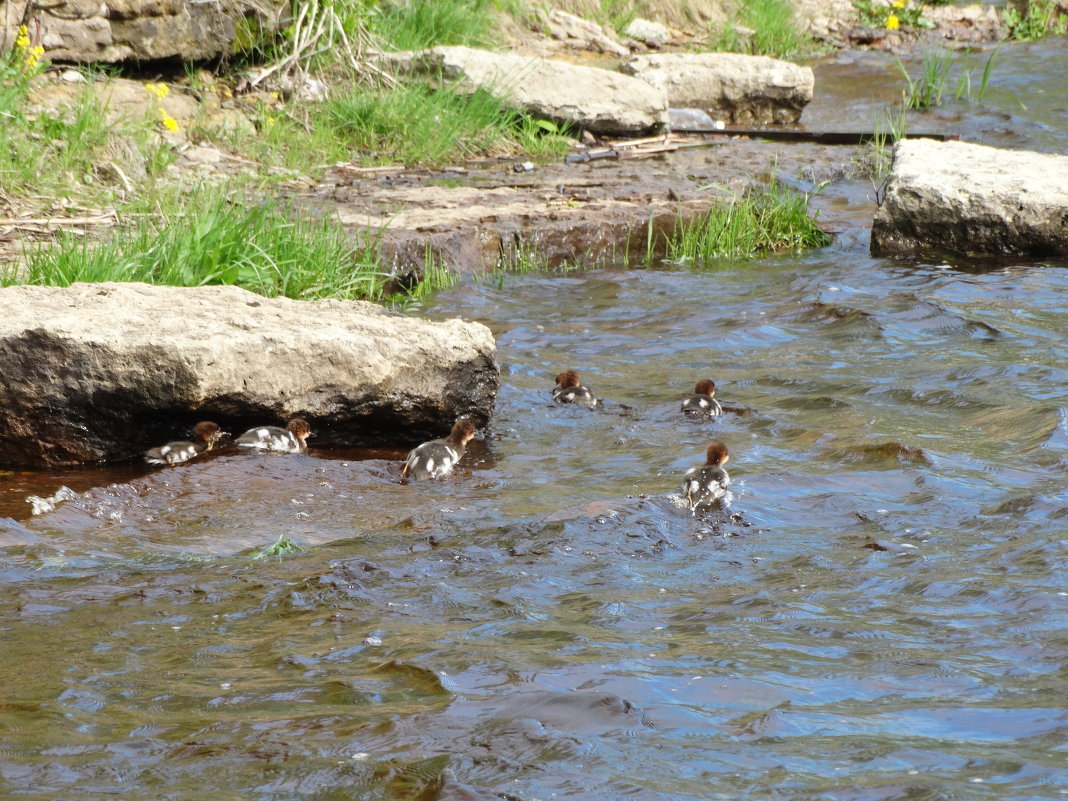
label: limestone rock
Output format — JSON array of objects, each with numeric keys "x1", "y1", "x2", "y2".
[
  {"x1": 385, "y1": 45, "x2": 668, "y2": 135},
  {"x1": 621, "y1": 52, "x2": 814, "y2": 124},
  {"x1": 1, "y1": 0, "x2": 280, "y2": 63},
  {"x1": 871, "y1": 139, "x2": 1068, "y2": 257},
  {"x1": 544, "y1": 9, "x2": 630, "y2": 57},
  {"x1": 0, "y1": 283, "x2": 498, "y2": 466},
  {"x1": 623, "y1": 18, "x2": 670, "y2": 47}
]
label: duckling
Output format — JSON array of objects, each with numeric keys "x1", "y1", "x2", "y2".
[
  {"x1": 145, "y1": 421, "x2": 226, "y2": 466},
  {"x1": 553, "y1": 369, "x2": 599, "y2": 408},
  {"x1": 681, "y1": 379, "x2": 723, "y2": 418},
  {"x1": 235, "y1": 418, "x2": 312, "y2": 453},
  {"x1": 401, "y1": 420, "x2": 476, "y2": 480},
  {"x1": 681, "y1": 440, "x2": 731, "y2": 509}
]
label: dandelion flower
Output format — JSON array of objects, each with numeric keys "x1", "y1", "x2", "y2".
[
  {"x1": 892, "y1": 0, "x2": 905, "y2": 7},
  {"x1": 886, "y1": 13, "x2": 900, "y2": 30}
]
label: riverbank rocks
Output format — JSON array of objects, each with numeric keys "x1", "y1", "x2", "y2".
[
  {"x1": 620, "y1": 53, "x2": 814, "y2": 124},
  {"x1": 0, "y1": 283, "x2": 498, "y2": 467},
  {"x1": 1, "y1": 0, "x2": 281, "y2": 64},
  {"x1": 384, "y1": 45, "x2": 668, "y2": 135},
  {"x1": 871, "y1": 139, "x2": 1068, "y2": 257}
]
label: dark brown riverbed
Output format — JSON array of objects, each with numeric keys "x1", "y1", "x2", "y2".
[{"x1": 2, "y1": 41, "x2": 1068, "y2": 800}]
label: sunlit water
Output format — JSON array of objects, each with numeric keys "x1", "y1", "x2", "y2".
[{"x1": 2, "y1": 43, "x2": 1068, "y2": 801}]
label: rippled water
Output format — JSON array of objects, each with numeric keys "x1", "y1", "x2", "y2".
[
  {"x1": 3, "y1": 244, "x2": 1067, "y2": 799},
  {"x1": 805, "y1": 39, "x2": 1068, "y2": 153},
  {"x1": 3, "y1": 44, "x2": 1068, "y2": 801}
]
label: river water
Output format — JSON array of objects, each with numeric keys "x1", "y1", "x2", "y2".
[{"x1": 2, "y1": 41, "x2": 1068, "y2": 800}]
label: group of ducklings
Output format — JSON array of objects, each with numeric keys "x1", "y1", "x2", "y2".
[
  {"x1": 553, "y1": 370, "x2": 732, "y2": 510},
  {"x1": 145, "y1": 370, "x2": 730, "y2": 510},
  {"x1": 144, "y1": 419, "x2": 313, "y2": 465}
]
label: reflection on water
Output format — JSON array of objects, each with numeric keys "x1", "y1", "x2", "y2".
[
  {"x1": 3, "y1": 244, "x2": 1066, "y2": 800},
  {"x1": 3, "y1": 44, "x2": 1068, "y2": 801}
]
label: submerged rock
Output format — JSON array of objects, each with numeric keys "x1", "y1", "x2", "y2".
[
  {"x1": 620, "y1": 53, "x2": 814, "y2": 124},
  {"x1": 383, "y1": 45, "x2": 668, "y2": 135},
  {"x1": 871, "y1": 139, "x2": 1068, "y2": 257},
  {"x1": 0, "y1": 283, "x2": 498, "y2": 467}
]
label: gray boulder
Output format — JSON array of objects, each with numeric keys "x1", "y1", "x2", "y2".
[
  {"x1": 623, "y1": 18, "x2": 670, "y2": 47},
  {"x1": 2, "y1": 0, "x2": 279, "y2": 63},
  {"x1": 385, "y1": 45, "x2": 668, "y2": 135},
  {"x1": 871, "y1": 139, "x2": 1068, "y2": 256},
  {"x1": 621, "y1": 52, "x2": 814, "y2": 124},
  {"x1": 0, "y1": 283, "x2": 498, "y2": 467}
]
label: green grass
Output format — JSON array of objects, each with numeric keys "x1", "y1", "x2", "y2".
[
  {"x1": 651, "y1": 182, "x2": 831, "y2": 264},
  {"x1": 591, "y1": 0, "x2": 640, "y2": 34},
  {"x1": 897, "y1": 50, "x2": 951, "y2": 110},
  {"x1": 0, "y1": 48, "x2": 151, "y2": 203},
  {"x1": 239, "y1": 82, "x2": 573, "y2": 171},
  {"x1": 897, "y1": 48, "x2": 999, "y2": 110},
  {"x1": 371, "y1": 0, "x2": 498, "y2": 50},
  {"x1": 863, "y1": 101, "x2": 908, "y2": 181},
  {"x1": 3, "y1": 187, "x2": 401, "y2": 301},
  {"x1": 1004, "y1": 0, "x2": 1068, "y2": 39},
  {"x1": 713, "y1": 0, "x2": 814, "y2": 57}
]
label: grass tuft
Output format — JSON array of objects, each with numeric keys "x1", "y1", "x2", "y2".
[
  {"x1": 372, "y1": 0, "x2": 498, "y2": 51},
  {"x1": 3, "y1": 187, "x2": 403, "y2": 302},
  {"x1": 713, "y1": 0, "x2": 814, "y2": 58},
  {"x1": 897, "y1": 47, "x2": 999, "y2": 111},
  {"x1": 652, "y1": 181, "x2": 831, "y2": 264}
]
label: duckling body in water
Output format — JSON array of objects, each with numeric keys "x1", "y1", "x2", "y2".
[
  {"x1": 553, "y1": 369, "x2": 599, "y2": 408},
  {"x1": 401, "y1": 420, "x2": 476, "y2": 480},
  {"x1": 681, "y1": 379, "x2": 723, "y2": 418},
  {"x1": 682, "y1": 440, "x2": 731, "y2": 509},
  {"x1": 235, "y1": 418, "x2": 312, "y2": 453},
  {"x1": 145, "y1": 421, "x2": 226, "y2": 465}
]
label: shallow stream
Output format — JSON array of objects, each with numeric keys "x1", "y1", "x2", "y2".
[{"x1": 2, "y1": 41, "x2": 1068, "y2": 800}]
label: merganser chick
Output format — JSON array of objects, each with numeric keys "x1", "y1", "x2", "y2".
[
  {"x1": 681, "y1": 379, "x2": 723, "y2": 418},
  {"x1": 401, "y1": 420, "x2": 476, "y2": 480},
  {"x1": 235, "y1": 418, "x2": 312, "y2": 453},
  {"x1": 682, "y1": 440, "x2": 731, "y2": 509},
  {"x1": 145, "y1": 421, "x2": 225, "y2": 465},
  {"x1": 553, "y1": 369, "x2": 599, "y2": 408}
]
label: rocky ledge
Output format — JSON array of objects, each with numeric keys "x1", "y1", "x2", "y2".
[
  {"x1": 0, "y1": 282, "x2": 499, "y2": 467},
  {"x1": 384, "y1": 45, "x2": 669, "y2": 135},
  {"x1": 871, "y1": 139, "x2": 1068, "y2": 257},
  {"x1": 621, "y1": 52, "x2": 814, "y2": 124}
]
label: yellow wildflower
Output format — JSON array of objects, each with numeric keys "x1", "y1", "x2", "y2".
[
  {"x1": 25, "y1": 45, "x2": 44, "y2": 69},
  {"x1": 145, "y1": 82, "x2": 170, "y2": 101},
  {"x1": 157, "y1": 106, "x2": 179, "y2": 132},
  {"x1": 15, "y1": 24, "x2": 30, "y2": 50},
  {"x1": 886, "y1": 13, "x2": 900, "y2": 30},
  {"x1": 892, "y1": 0, "x2": 905, "y2": 7}
]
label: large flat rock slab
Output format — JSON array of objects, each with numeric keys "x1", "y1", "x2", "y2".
[
  {"x1": 0, "y1": 283, "x2": 498, "y2": 467},
  {"x1": 386, "y1": 45, "x2": 668, "y2": 135},
  {"x1": 621, "y1": 53, "x2": 814, "y2": 124},
  {"x1": 871, "y1": 139, "x2": 1068, "y2": 257}
]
